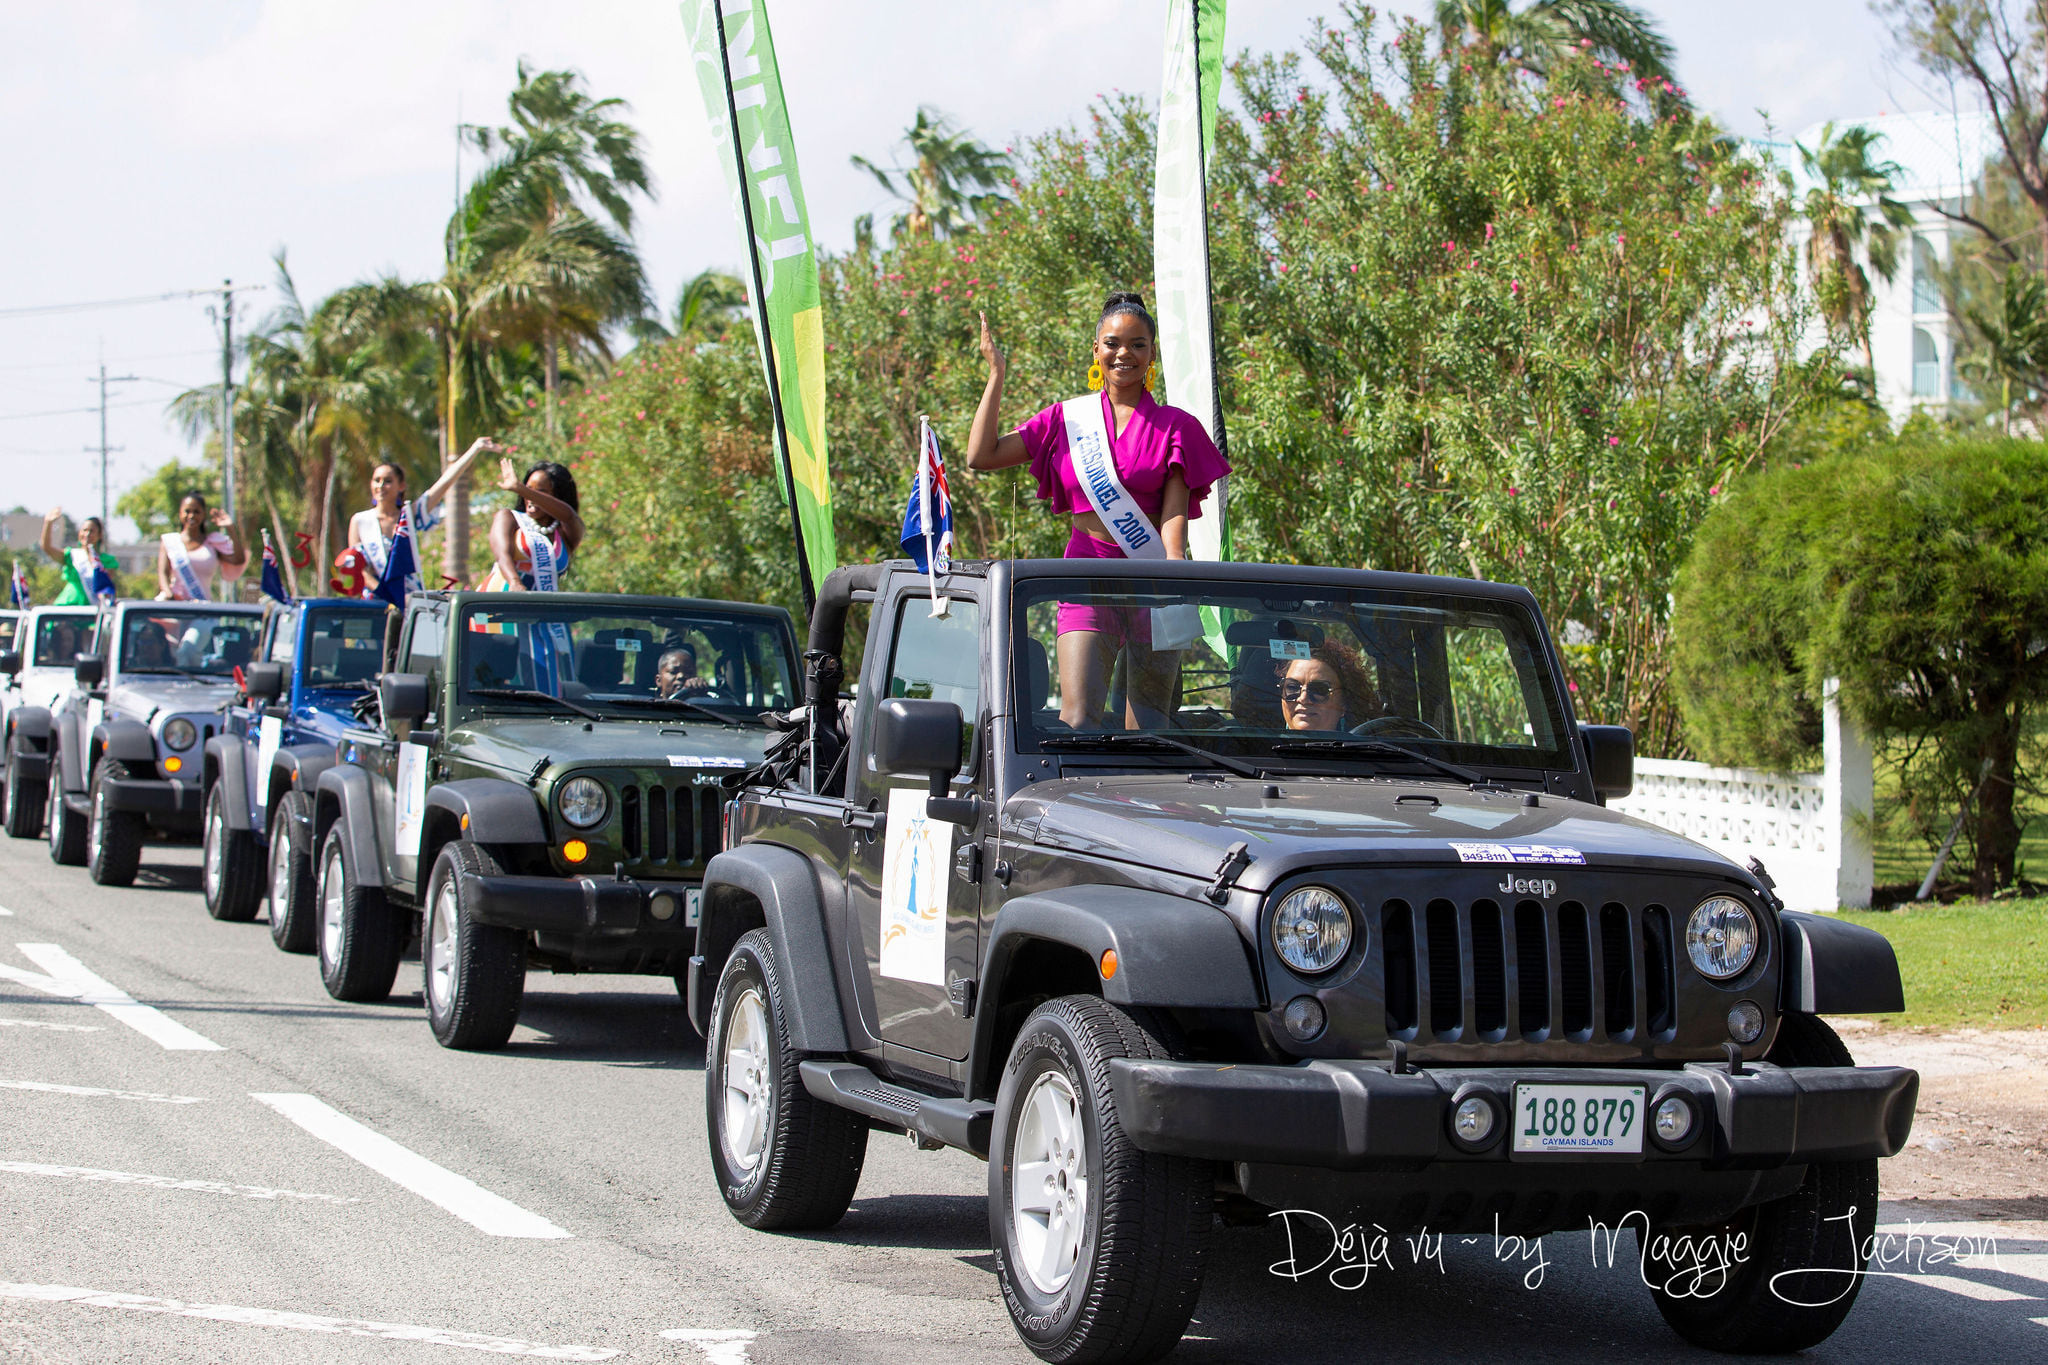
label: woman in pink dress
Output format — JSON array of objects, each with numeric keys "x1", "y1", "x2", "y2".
[
  {"x1": 965, "y1": 292, "x2": 1229, "y2": 728},
  {"x1": 154, "y1": 493, "x2": 246, "y2": 602}
]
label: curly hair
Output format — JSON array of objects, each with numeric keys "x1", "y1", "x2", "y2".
[
  {"x1": 1300, "y1": 638, "x2": 1379, "y2": 726},
  {"x1": 522, "y1": 460, "x2": 579, "y2": 512}
]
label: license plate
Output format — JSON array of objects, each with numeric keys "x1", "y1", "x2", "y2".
[
  {"x1": 1511, "y1": 1084, "x2": 1646, "y2": 1155},
  {"x1": 685, "y1": 888, "x2": 703, "y2": 928}
]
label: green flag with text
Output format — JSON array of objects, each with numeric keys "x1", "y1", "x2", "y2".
[{"x1": 684, "y1": 0, "x2": 836, "y2": 597}]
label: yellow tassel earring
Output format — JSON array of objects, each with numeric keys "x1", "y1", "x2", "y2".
[
  {"x1": 1144, "y1": 362, "x2": 1158, "y2": 392},
  {"x1": 1087, "y1": 360, "x2": 1104, "y2": 391}
]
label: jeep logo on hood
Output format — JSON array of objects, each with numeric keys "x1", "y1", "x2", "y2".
[{"x1": 1499, "y1": 875, "x2": 1558, "y2": 898}]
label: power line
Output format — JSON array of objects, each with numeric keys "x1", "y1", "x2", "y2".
[
  {"x1": 0, "y1": 285, "x2": 262, "y2": 322},
  {"x1": 0, "y1": 348, "x2": 218, "y2": 375},
  {"x1": 0, "y1": 396, "x2": 164, "y2": 423}
]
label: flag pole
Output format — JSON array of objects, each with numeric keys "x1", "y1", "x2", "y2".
[
  {"x1": 1193, "y1": 1, "x2": 1229, "y2": 556},
  {"x1": 711, "y1": 0, "x2": 817, "y2": 622}
]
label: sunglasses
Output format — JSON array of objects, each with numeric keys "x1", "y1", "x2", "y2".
[{"x1": 1281, "y1": 679, "x2": 1336, "y2": 703}]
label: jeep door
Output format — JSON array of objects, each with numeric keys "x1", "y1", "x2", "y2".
[
  {"x1": 844, "y1": 582, "x2": 985, "y2": 1063},
  {"x1": 376, "y1": 601, "x2": 447, "y2": 895},
  {"x1": 240, "y1": 605, "x2": 300, "y2": 828}
]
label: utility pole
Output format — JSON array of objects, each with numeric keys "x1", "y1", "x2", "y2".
[
  {"x1": 85, "y1": 363, "x2": 138, "y2": 532},
  {"x1": 219, "y1": 279, "x2": 236, "y2": 523}
]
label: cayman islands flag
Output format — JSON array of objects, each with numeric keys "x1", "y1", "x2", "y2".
[
  {"x1": 371, "y1": 502, "x2": 417, "y2": 610},
  {"x1": 9, "y1": 560, "x2": 29, "y2": 610},
  {"x1": 259, "y1": 531, "x2": 291, "y2": 605},
  {"x1": 899, "y1": 417, "x2": 953, "y2": 615}
]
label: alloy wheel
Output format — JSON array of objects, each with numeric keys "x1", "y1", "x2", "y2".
[
  {"x1": 720, "y1": 986, "x2": 772, "y2": 1175},
  {"x1": 426, "y1": 878, "x2": 460, "y2": 1015},
  {"x1": 320, "y1": 842, "x2": 345, "y2": 966},
  {"x1": 1011, "y1": 1070, "x2": 1089, "y2": 1295}
]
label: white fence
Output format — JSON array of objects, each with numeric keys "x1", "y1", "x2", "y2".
[{"x1": 1609, "y1": 685, "x2": 1872, "y2": 912}]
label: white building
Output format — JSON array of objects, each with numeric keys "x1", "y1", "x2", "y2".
[{"x1": 1762, "y1": 110, "x2": 2002, "y2": 420}]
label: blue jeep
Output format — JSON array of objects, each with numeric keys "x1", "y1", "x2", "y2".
[{"x1": 200, "y1": 598, "x2": 388, "y2": 948}]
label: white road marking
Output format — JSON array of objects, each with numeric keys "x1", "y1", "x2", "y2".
[
  {"x1": 251, "y1": 1093, "x2": 569, "y2": 1240},
  {"x1": 0, "y1": 1284, "x2": 617, "y2": 1359},
  {"x1": 7, "y1": 944, "x2": 220, "y2": 1050},
  {"x1": 0, "y1": 904, "x2": 13, "y2": 915},
  {"x1": 0, "y1": 1016, "x2": 100, "y2": 1031},
  {"x1": 0, "y1": 1162, "x2": 359, "y2": 1205},
  {"x1": 660, "y1": 1329, "x2": 757, "y2": 1364},
  {"x1": 0, "y1": 1079, "x2": 204, "y2": 1104}
]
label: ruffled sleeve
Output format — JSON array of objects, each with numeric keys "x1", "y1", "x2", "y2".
[
  {"x1": 1163, "y1": 408, "x2": 1231, "y2": 520},
  {"x1": 1015, "y1": 402, "x2": 1072, "y2": 512}
]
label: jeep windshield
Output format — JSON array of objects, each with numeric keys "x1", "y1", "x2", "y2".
[
  {"x1": 1013, "y1": 577, "x2": 1571, "y2": 774},
  {"x1": 453, "y1": 602, "x2": 794, "y2": 722},
  {"x1": 118, "y1": 609, "x2": 258, "y2": 678},
  {"x1": 32, "y1": 613, "x2": 96, "y2": 668},
  {"x1": 297, "y1": 607, "x2": 386, "y2": 689}
]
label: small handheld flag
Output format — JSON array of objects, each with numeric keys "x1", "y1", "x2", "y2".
[
  {"x1": 259, "y1": 531, "x2": 291, "y2": 605},
  {"x1": 88, "y1": 557, "x2": 117, "y2": 601},
  {"x1": 899, "y1": 416, "x2": 953, "y2": 614},
  {"x1": 10, "y1": 560, "x2": 30, "y2": 610},
  {"x1": 371, "y1": 501, "x2": 417, "y2": 609}
]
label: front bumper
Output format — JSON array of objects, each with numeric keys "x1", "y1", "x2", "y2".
[
  {"x1": 104, "y1": 776, "x2": 201, "y2": 817},
  {"x1": 457, "y1": 870, "x2": 696, "y2": 956},
  {"x1": 1109, "y1": 1058, "x2": 1918, "y2": 1169}
]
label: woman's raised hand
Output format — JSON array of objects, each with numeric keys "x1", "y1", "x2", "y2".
[
  {"x1": 978, "y1": 311, "x2": 1005, "y2": 381},
  {"x1": 465, "y1": 436, "x2": 505, "y2": 460},
  {"x1": 496, "y1": 456, "x2": 521, "y2": 493},
  {"x1": 42, "y1": 506, "x2": 61, "y2": 525},
  {"x1": 209, "y1": 508, "x2": 233, "y2": 530}
]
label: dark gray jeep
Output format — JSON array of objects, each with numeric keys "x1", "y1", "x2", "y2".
[{"x1": 694, "y1": 558, "x2": 1918, "y2": 1364}]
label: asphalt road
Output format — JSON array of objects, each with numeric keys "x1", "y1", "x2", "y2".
[{"x1": 0, "y1": 830, "x2": 2042, "y2": 1365}]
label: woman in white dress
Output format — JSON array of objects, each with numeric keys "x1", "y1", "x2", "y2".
[
  {"x1": 344, "y1": 436, "x2": 497, "y2": 593},
  {"x1": 155, "y1": 493, "x2": 246, "y2": 601}
]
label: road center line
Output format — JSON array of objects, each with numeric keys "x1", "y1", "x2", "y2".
[
  {"x1": 0, "y1": 1078, "x2": 204, "y2": 1104},
  {"x1": 0, "y1": 1284, "x2": 617, "y2": 1359},
  {"x1": 0, "y1": 1162, "x2": 359, "y2": 1205},
  {"x1": 0, "y1": 904, "x2": 13, "y2": 915},
  {"x1": 250, "y1": 1093, "x2": 570, "y2": 1239},
  {"x1": 7, "y1": 943, "x2": 221, "y2": 1051},
  {"x1": 0, "y1": 1016, "x2": 101, "y2": 1031}
]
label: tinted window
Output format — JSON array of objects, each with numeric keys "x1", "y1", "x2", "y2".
[
  {"x1": 266, "y1": 609, "x2": 299, "y2": 667},
  {"x1": 401, "y1": 607, "x2": 446, "y2": 705},
  {"x1": 881, "y1": 597, "x2": 980, "y2": 775},
  {"x1": 32, "y1": 614, "x2": 94, "y2": 668},
  {"x1": 301, "y1": 609, "x2": 384, "y2": 688},
  {"x1": 119, "y1": 610, "x2": 259, "y2": 678}
]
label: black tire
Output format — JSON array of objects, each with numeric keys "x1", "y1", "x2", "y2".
[
  {"x1": 422, "y1": 841, "x2": 527, "y2": 1051},
  {"x1": 1642, "y1": 1013, "x2": 1880, "y2": 1353},
  {"x1": 989, "y1": 996, "x2": 1212, "y2": 1365},
  {"x1": 316, "y1": 824, "x2": 404, "y2": 1003},
  {"x1": 45, "y1": 750, "x2": 85, "y2": 866},
  {"x1": 266, "y1": 792, "x2": 318, "y2": 953},
  {"x1": 705, "y1": 928, "x2": 868, "y2": 1230},
  {"x1": 86, "y1": 759, "x2": 144, "y2": 886},
  {"x1": 5, "y1": 746, "x2": 45, "y2": 839},
  {"x1": 202, "y1": 783, "x2": 263, "y2": 922}
]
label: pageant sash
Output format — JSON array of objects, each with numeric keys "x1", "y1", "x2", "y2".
[
  {"x1": 1061, "y1": 396, "x2": 1165, "y2": 561},
  {"x1": 511, "y1": 511, "x2": 560, "y2": 591},
  {"x1": 358, "y1": 521, "x2": 390, "y2": 578},
  {"x1": 68, "y1": 547, "x2": 94, "y2": 585},
  {"x1": 510, "y1": 510, "x2": 572, "y2": 693},
  {"x1": 163, "y1": 533, "x2": 207, "y2": 601}
]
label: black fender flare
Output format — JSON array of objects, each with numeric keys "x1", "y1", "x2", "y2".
[
  {"x1": 1779, "y1": 910, "x2": 1906, "y2": 1015},
  {"x1": 204, "y1": 733, "x2": 252, "y2": 831},
  {"x1": 95, "y1": 718, "x2": 156, "y2": 768},
  {"x1": 418, "y1": 779, "x2": 546, "y2": 901},
  {"x1": 313, "y1": 764, "x2": 386, "y2": 890},
  {"x1": 7, "y1": 706, "x2": 51, "y2": 753},
  {"x1": 968, "y1": 885, "x2": 1262, "y2": 1102},
  {"x1": 272, "y1": 743, "x2": 336, "y2": 814},
  {"x1": 694, "y1": 843, "x2": 846, "y2": 1052}
]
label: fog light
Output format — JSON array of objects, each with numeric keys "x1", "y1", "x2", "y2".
[
  {"x1": 1281, "y1": 995, "x2": 1326, "y2": 1041},
  {"x1": 1727, "y1": 1000, "x2": 1764, "y2": 1044},
  {"x1": 163, "y1": 756, "x2": 182, "y2": 773},
  {"x1": 1654, "y1": 1095, "x2": 1696, "y2": 1147},
  {"x1": 562, "y1": 839, "x2": 588, "y2": 864},
  {"x1": 649, "y1": 892, "x2": 677, "y2": 921},
  {"x1": 1452, "y1": 1096, "x2": 1497, "y2": 1147}
]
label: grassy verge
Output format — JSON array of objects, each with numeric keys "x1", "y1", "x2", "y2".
[{"x1": 1833, "y1": 900, "x2": 2047, "y2": 1031}]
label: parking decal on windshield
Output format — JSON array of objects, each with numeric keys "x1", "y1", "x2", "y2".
[
  {"x1": 1449, "y1": 842, "x2": 1586, "y2": 865},
  {"x1": 668, "y1": 755, "x2": 748, "y2": 768}
]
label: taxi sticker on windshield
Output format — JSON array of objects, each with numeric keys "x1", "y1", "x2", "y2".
[
  {"x1": 615, "y1": 637, "x2": 643, "y2": 652},
  {"x1": 1450, "y1": 842, "x2": 1586, "y2": 865},
  {"x1": 1268, "y1": 638, "x2": 1312, "y2": 660},
  {"x1": 670, "y1": 755, "x2": 749, "y2": 768}
]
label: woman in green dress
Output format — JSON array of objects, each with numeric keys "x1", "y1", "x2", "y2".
[{"x1": 38, "y1": 507, "x2": 118, "y2": 605}]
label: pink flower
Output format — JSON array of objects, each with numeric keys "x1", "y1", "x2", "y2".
[
  {"x1": 1553, "y1": 97, "x2": 1566, "y2": 109},
  {"x1": 1278, "y1": 263, "x2": 1289, "y2": 272},
  {"x1": 1350, "y1": 264, "x2": 1359, "y2": 273},
  {"x1": 1607, "y1": 436, "x2": 1620, "y2": 446},
  {"x1": 1709, "y1": 485, "x2": 1722, "y2": 495},
  {"x1": 1508, "y1": 487, "x2": 1520, "y2": 496},
  {"x1": 1484, "y1": 222, "x2": 1495, "y2": 241},
  {"x1": 898, "y1": 307, "x2": 909, "y2": 316},
  {"x1": 1304, "y1": 188, "x2": 1318, "y2": 201},
  {"x1": 1510, "y1": 279, "x2": 1521, "y2": 295}
]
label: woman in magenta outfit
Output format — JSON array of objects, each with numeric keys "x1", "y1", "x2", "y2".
[{"x1": 965, "y1": 292, "x2": 1230, "y2": 728}]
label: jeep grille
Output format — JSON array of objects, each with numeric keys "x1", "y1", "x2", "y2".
[
  {"x1": 1380, "y1": 897, "x2": 1681, "y2": 1047},
  {"x1": 615, "y1": 780, "x2": 723, "y2": 872}
]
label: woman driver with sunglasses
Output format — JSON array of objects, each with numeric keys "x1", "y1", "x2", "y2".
[{"x1": 1280, "y1": 640, "x2": 1377, "y2": 731}]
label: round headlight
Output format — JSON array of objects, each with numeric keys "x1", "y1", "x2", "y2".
[
  {"x1": 1686, "y1": 896, "x2": 1759, "y2": 979},
  {"x1": 557, "y1": 776, "x2": 610, "y2": 830},
  {"x1": 1271, "y1": 886, "x2": 1354, "y2": 975},
  {"x1": 163, "y1": 719, "x2": 197, "y2": 751}
]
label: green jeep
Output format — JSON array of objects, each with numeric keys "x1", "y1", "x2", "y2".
[{"x1": 313, "y1": 590, "x2": 799, "y2": 1050}]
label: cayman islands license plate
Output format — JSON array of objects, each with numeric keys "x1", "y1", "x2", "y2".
[{"x1": 1511, "y1": 1084, "x2": 1647, "y2": 1155}]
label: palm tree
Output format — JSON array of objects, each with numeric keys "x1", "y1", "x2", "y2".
[
  {"x1": 1797, "y1": 122, "x2": 1915, "y2": 376},
  {"x1": 1961, "y1": 264, "x2": 2048, "y2": 432},
  {"x1": 630, "y1": 269, "x2": 749, "y2": 345},
  {"x1": 851, "y1": 107, "x2": 1013, "y2": 241},
  {"x1": 1435, "y1": 0, "x2": 1677, "y2": 88}
]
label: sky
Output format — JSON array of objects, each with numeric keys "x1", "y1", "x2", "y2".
[{"x1": 0, "y1": 0, "x2": 1938, "y2": 542}]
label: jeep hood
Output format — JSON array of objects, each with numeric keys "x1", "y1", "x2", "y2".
[
  {"x1": 1003, "y1": 773, "x2": 1748, "y2": 892},
  {"x1": 108, "y1": 676, "x2": 238, "y2": 722},
  {"x1": 445, "y1": 715, "x2": 772, "y2": 776}
]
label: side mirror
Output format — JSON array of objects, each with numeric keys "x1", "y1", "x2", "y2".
[
  {"x1": 873, "y1": 697, "x2": 966, "y2": 811},
  {"x1": 0, "y1": 651, "x2": 19, "y2": 678},
  {"x1": 73, "y1": 655, "x2": 104, "y2": 687},
  {"x1": 244, "y1": 662, "x2": 285, "y2": 703},
  {"x1": 1579, "y1": 723, "x2": 1634, "y2": 800},
  {"x1": 379, "y1": 672, "x2": 430, "y2": 726}
]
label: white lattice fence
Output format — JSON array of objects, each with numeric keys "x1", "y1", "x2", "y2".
[{"x1": 1609, "y1": 686, "x2": 1872, "y2": 911}]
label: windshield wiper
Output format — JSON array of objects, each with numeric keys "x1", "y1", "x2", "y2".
[
  {"x1": 601, "y1": 695, "x2": 745, "y2": 727},
  {"x1": 468, "y1": 687, "x2": 606, "y2": 722},
  {"x1": 1040, "y1": 732, "x2": 1270, "y2": 779},
  {"x1": 1270, "y1": 738, "x2": 1504, "y2": 790}
]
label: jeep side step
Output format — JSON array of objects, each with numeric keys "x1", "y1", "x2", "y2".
[{"x1": 798, "y1": 1060, "x2": 993, "y2": 1158}]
